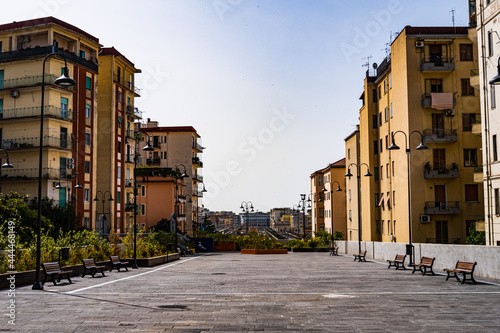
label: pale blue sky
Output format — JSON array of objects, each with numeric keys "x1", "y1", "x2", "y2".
[{"x1": 2, "y1": 0, "x2": 469, "y2": 212}]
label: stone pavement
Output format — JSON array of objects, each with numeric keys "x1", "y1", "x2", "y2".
[{"x1": 3, "y1": 252, "x2": 500, "y2": 332}]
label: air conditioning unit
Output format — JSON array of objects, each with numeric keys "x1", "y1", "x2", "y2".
[
  {"x1": 445, "y1": 109, "x2": 455, "y2": 117},
  {"x1": 420, "y1": 215, "x2": 431, "y2": 223},
  {"x1": 10, "y1": 90, "x2": 19, "y2": 98},
  {"x1": 416, "y1": 41, "x2": 425, "y2": 48}
]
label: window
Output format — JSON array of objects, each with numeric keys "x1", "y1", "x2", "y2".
[
  {"x1": 393, "y1": 220, "x2": 396, "y2": 235},
  {"x1": 389, "y1": 74, "x2": 392, "y2": 89},
  {"x1": 373, "y1": 115, "x2": 377, "y2": 128},
  {"x1": 117, "y1": 166, "x2": 121, "y2": 178},
  {"x1": 462, "y1": 113, "x2": 476, "y2": 131},
  {"x1": 84, "y1": 188, "x2": 90, "y2": 202},
  {"x1": 425, "y1": 79, "x2": 443, "y2": 93},
  {"x1": 85, "y1": 104, "x2": 91, "y2": 118},
  {"x1": 496, "y1": 188, "x2": 500, "y2": 216},
  {"x1": 86, "y1": 77, "x2": 92, "y2": 90},
  {"x1": 382, "y1": 220, "x2": 385, "y2": 234},
  {"x1": 393, "y1": 191, "x2": 396, "y2": 205},
  {"x1": 380, "y1": 138, "x2": 383, "y2": 153},
  {"x1": 141, "y1": 185, "x2": 146, "y2": 196},
  {"x1": 84, "y1": 161, "x2": 90, "y2": 174},
  {"x1": 379, "y1": 112, "x2": 382, "y2": 126},
  {"x1": 141, "y1": 204, "x2": 145, "y2": 215},
  {"x1": 488, "y1": 31, "x2": 494, "y2": 57},
  {"x1": 386, "y1": 163, "x2": 389, "y2": 178},
  {"x1": 378, "y1": 86, "x2": 381, "y2": 100},
  {"x1": 464, "y1": 149, "x2": 477, "y2": 167},
  {"x1": 374, "y1": 167, "x2": 379, "y2": 181},
  {"x1": 460, "y1": 44, "x2": 473, "y2": 61},
  {"x1": 118, "y1": 91, "x2": 122, "y2": 104},
  {"x1": 491, "y1": 84, "x2": 496, "y2": 109},
  {"x1": 84, "y1": 217, "x2": 89, "y2": 229},
  {"x1": 348, "y1": 189, "x2": 351, "y2": 200},
  {"x1": 494, "y1": 135, "x2": 498, "y2": 161},
  {"x1": 349, "y1": 210, "x2": 352, "y2": 220},
  {"x1": 0, "y1": 98, "x2": 3, "y2": 118},
  {"x1": 390, "y1": 103, "x2": 393, "y2": 118},
  {"x1": 385, "y1": 135, "x2": 389, "y2": 149},
  {"x1": 384, "y1": 80, "x2": 387, "y2": 94},
  {"x1": 376, "y1": 220, "x2": 380, "y2": 234},
  {"x1": 375, "y1": 193, "x2": 379, "y2": 206},
  {"x1": 392, "y1": 161, "x2": 395, "y2": 176},
  {"x1": 117, "y1": 140, "x2": 121, "y2": 154},
  {"x1": 60, "y1": 97, "x2": 68, "y2": 118},
  {"x1": 385, "y1": 107, "x2": 388, "y2": 122},
  {"x1": 380, "y1": 165, "x2": 383, "y2": 180},
  {"x1": 79, "y1": 50, "x2": 85, "y2": 59},
  {"x1": 0, "y1": 70, "x2": 3, "y2": 89},
  {"x1": 85, "y1": 132, "x2": 91, "y2": 146},
  {"x1": 348, "y1": 148, "x2": 350, "y2": 159},
  {"x1": 117, "y1": 191, "x2": 121, "y2": 204},
  {"x1": 373, "y1": 141, "x2": 378, "y2": 154},
  {"x1": 388, "y1": 220, "x2": 391, "y2": 235},
  {"x1": 461, "y1": 78, "x2": 474, "y2": 96},
  {"x1": 372, "y1": 89, "x2": 377, "y2": 102},
  {"x1": 465, "y1": 184, "x2": 479, "y2": 202},
  {"x1": 127, "y1": 97, "x2": 131, "y2": 106}
]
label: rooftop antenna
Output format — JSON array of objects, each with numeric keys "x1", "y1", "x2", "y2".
[
  {"x1": 450, "y1": 7, "x2": 456, "y2": 28},
  {"x1": 362, "y1": 55, "x2": 373, "y2": 76}
]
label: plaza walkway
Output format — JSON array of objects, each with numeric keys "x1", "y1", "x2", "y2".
[{"x1": 4, "y1": 252, "x2": 500, "y2": 332}]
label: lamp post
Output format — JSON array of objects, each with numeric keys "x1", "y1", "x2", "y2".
[
  {"x1": 55, "y1": 171, "x2": 83, "y2": 231},
  {"x1": 345, "y1": 163, "x2": 372, "y2": 255},
  {"x1": 322, "y1": 181, "x2": 342, "y2": 246},
  {"x1": 93, "y1": 191, "x2": 114, "y2": 238},
  {"x1": 298, "y1": 194, "x2": 307, "y2": 239},
  {"x1": 388, "y1": 130, "x2": 428, "y2": 265},
  {"x1": 240, "y1": 201, "x2": 254, "y2": 234},
  {"x1": 174, "y1": 164, "x2": 189, "y2": 251},
  {"x1": 132, "y1": 130, "x2": 154, "y2": 268},
  {"x1": 0, "y1": 149, "x2": 14, "y2": 169},
  {"x1": 33, "y1": 52, "x2": 76, "y2": 291}
]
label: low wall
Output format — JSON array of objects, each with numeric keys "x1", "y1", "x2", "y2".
[{"x1": 338, "y1": 241, "x2": 500, "y2": 280}]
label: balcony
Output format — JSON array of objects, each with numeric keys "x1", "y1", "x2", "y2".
[
  {"x1": 424, "y1": 201, "x2": 460, "y2": 215},
  {"x1": 125, "y1": 154, "x2": 135, "y2": 164},
  {"x1": 2, "y1": 135, "x2": 73, "y2": 150},
  {"x1": 421, "y1": 93, "x2": 456, "y2": 108},
  {"x1": 192, "y1": 190, "x2": 203, "y2": 197},
  {"x1": 472, "y1": 120, "x2": 482, "y2": 136},
  {"x1": 424, "y1": 164, "x2": 459, "y2": 179},
  {"x1": 422, "y1": 129, "x2": 457, "y2": 143},
  {"x1": 192, "y1": 156, "x2": 203, "y2": 167},
  {"x1": 420, "y1": 57, "x2": 455, "y2": 72},
  {"x1": 125, "y1": 105, "x2": 141, "y2": 119},
  {"x1": 0, "y1": 105, "x2": 73, "y2": 121},
  {"x1": 474, "y1": 165, "x2": 483, "y2": 183},
  {"x1": 192, "y1": 142, "x2": 203, "y2": 152},
  {"x1": 113, "y1": 74, "x2": 141, "y2": 97},
  {"x1": 125, "y1": 179, "x2": 133, "y2": 188},
  {"x1": 470, "y1": 69, "x2": 480, "y2": 89},
  {"x1": 0, "y1": 167, "x2": 63, "y2": 181},
  {"x1": 124, "y1": 203, "x2": 135, "y2": 212},
  {"x1": 146, "y1": 158, "x2": 161, "y2": 165},
  {"x1": 193, "y1": 173, "x2": 204, "y2": 182},
  {"x1": 0, "y1": 74, "x2": 74, "y2": 91},
  {"x1": 0, "y1": 46, "x2": 98, "y2": 72}
]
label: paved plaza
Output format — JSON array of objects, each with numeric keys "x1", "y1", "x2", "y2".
[{"x1": 3, "y1": 252, "x2": 500, "y2": 332}]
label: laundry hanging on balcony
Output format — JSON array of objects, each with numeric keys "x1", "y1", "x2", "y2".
[
  {"x1": 378, "y1": 194, "x2": 385, "y2": 207},
  {"x1": 430, "y1": 92, "x2": 453, "y2": 110}
]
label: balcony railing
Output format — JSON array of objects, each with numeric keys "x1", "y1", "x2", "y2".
[
  {"x1": 125, "y1": 154, "x2": 135, "y2": 163},
  {"x1": 472, "y1": 119, "x2": 482, "y2": 136},
  {"x1": 0, "y1": 46, "x2": 98, "y2": 72},
  {"x1": 421, "y1": 93, "x2": 456, "y2": 108},
  {"x1": 192, "y1": 157, "x2": 203, "y2": 167},
  {"x1": 420, "y1": 57, "x2": 455, "y2": 72},
  {"x1": 422, "y1": 129, "x2": 458, "y2": 143},
  {"x1": 0, "y1": 105, "x2": 73, "y2": 121},
  {"x1": 124, "y1": 203, "x2": 135, "y2": 212},
  {"x1": 146, "y1": 158, "x2": 161, "y2": 165},
  {"x1": 424, "y1": 201, "x2": 460, "y2": 215},
  {"x1": 193, "y1": 174, "x2": 204, "y2": 182},
  {"x1": 113, "y1": 74, "x2": 141, "y2": 97},
  {"x1": 0, "y1": 167, "x2": 64, "y2": 180},
  {"x1": 125, "y1": 105, "x2": 142, "y2": 118},
  {"x1": 0, "y1": 74, "x2": 74, "y2": 91},
  {"x1": 2, "y1": 135, "x2": 73, "y2": 150},
  {"x1": 125, "y1": 179, "x2": 133, "y2": 188},
  {"x1": 192, "y1": 190, "x2": 203, "y2": 197},
  {"x1": 192, "y1": 142, "x2": 203, "y2": 151},
  {"x1": 424, "y1": 164, "x2": 459, "y2": 179}
]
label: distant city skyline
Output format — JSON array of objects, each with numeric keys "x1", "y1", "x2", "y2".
[{"x1": 2, "y1": 0, "x2": 470, "y2": 212}]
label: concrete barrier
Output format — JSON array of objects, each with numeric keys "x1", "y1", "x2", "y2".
[{"x1": 338, "y1": 241, "x2": 500, "y2": 280}]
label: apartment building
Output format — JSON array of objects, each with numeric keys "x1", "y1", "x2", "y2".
[
  {"x1": 138, "y1": 119, "x2": 204, "y2": 236},
  {"x1": 475, "y1": 0, "x2": 500, "y2": 245},
  {"x1": 345, "y1": 126, "x2": 362, "y2": 242},
  {"x1": 310, "y1": 170, "x2": 325, "y2": 233},
  {"x1": 0, "y1": 17, "x2": 99, "y2": 228},
  {"x1": 96, "y1": 47, "x2": 141, "y2": 234},
  {"x1": 352, "y1": 25, "x2": 483, "y2": 245}
]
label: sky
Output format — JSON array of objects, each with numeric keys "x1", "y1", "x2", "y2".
[{"x1": 2, "y1": 0, "x2": 470, "y2": 212}]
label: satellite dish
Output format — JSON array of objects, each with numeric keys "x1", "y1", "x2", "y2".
[{"x1": 372, "y1": 63, "x2": 378, "y2": 69}]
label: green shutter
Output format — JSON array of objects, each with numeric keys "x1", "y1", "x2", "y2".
[
  {"x1": 0, "y1": 70, "x2": 4, "y2": 89},
  {"x1": 86, "y1": 77, "x2": 92, "y2": 89},
  {"x1": 59, "y1": 188, "x2": 66, "y2": 208}
]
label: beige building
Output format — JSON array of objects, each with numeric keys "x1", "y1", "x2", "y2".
[
  {"x1": 0, "y1": 17, "x2": 99, "y2": 229},
  {"x1": 352, "y1": 25, "x2": 483, "y2": 245},
  {"x1": 96, "y1": 47, "x2": 141, "y2": 234},
  {"x1": 138, "y1": 119, "x2": 204, "y2": 236}
]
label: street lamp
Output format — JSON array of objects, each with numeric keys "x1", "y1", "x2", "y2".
[
  {"x1": 55, "y1": 171, "x2": 83, "y2": 231},
  {"x1": 94, "y1": 191, "x2": 114, "y2": 238},
  {"x1": 388, "y1": 130, "x2": 428, "y2": 265},
  {"x1": 174, "y1": 164, "x2": 189, "y2": 251},
  {"x1": 298, "y1": 194, "x2": 307, "y2": 239},
  {"x1": 0, "y1": 149, "x2": 14, "y2": 168},
  {"x1": 345, "y1": 163, "x2": 372, "y2": 255},
  {"x1": 240, "y1": 201, "x2": 254, "y2": 234},
  {"x1": 322, "y1": 180, "x2": 342, "y2": 247},
  {"x1": 33, "y1": 52, "x2": 76, "y2": 291}
]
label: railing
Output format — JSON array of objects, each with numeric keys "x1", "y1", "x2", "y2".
[
  {"x1": 420, "y1": 57, "x2": 455, "y2": 71},
  {"x1": 474, "y1": 165, "x2": 484, "y2": 173},
  {"x1": 193, "y1": 174, "x2": 204, "y2": 182},
  {"x1": 125, "y1": 179, "x2": 133, "y2": 188},
  {"x1": 193, "y1": 142, "x2": 203, "y2": 151},
  {"x1": 424, "y1": 201, "x2": 460, "y2": 215},
  {"x1": 421, "y1": 92, "x2": 456, "y2": 108},
  {"x1": 0, "y1": 105, "x2": 73, "y2": 121},
  {"x1": 124, "y1": 203, "x2": 135, "y2": 212},
  {"x1": 0, "y1": 74, "x2": 74, "y2": 90},
  {"x1": 422, "y1": 128, "x2": 458, "y2": 143},
  {"x1": 125, "y1": 154, "x2": 135, "y2": 163},
  {"x1": 146, "y1": 158, "x2": 161, "y2": 165},
  {"x1": 0, "y1": 46, "x2": 98, "y2": 72},
  {"x1": 2, "y1": 135, "x2": 73, "y2": 149},
  {"x1": 0, "y1": 167, "x2": 63, "y2": 180},
  {"x1": 424, "y1": 164, "x2": 459, "y2": 178},
  {"x1": 192, "y1": 157, "x2": 203, "y2": 167},
  {"x1": 425, "y1": 238, "x2": 463, "y2": 244},
  {"x1": 113, "y1": 74, "x2": 141, "y2": 97},
  {"x1": 470, "y1": 69, "x2": 479, "y2": 77},
  {"x1": 125, "y1": 105, "x2": 141, "y2": 118},
  {"x1": 192, "y1": 190, "x2": 203, "y2": 197}
]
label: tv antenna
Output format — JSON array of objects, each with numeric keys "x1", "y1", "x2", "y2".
[
  {"x1": 362, "y1": 55, "x2": 373, "y2": 76},
  {"x1": 450, "y1": 7, "x2": 456, "y2": 28}
]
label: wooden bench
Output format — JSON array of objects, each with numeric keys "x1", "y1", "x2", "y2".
[
  {"x1": 387, "y1": 254, "x2": 407, "y2": 270},
  {"x1": 444, "y1": 260, "x2": 477, "y2": 284},
  {"x1": 329, "y1": 247, "x2": 339, "y2": 256},
  {"x1": 109, "y1": 256, "x2": 129, "y2": 272},
  {"x1": 82, "y1": 258, "x2": 106, "y2": 278},
  {"x1": 353, "y1": 250, "x2": 367, "y2": 262},
  {"x1": 410, "y1": 256, "x2": 435, "y2": 275},
  {"x1": 42, "y1": 262, "x2": 73, "y2": 286}
]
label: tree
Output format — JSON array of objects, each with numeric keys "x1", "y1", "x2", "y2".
[{"x1": 466, "y1": 223, "x2": 485, "y2": 245}]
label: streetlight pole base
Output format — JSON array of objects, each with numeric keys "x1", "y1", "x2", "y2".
[
  {"x1": 32, "y1": 282, "x2": 43, "y2": 290},
  {"x1": 131, "y1": 264, "x2": 138, "y2": 269}
]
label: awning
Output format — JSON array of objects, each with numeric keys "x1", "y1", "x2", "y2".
[
  {"x1": 378, "y1": 194, "x2": 385, "y2": 207},
  {"x1": 431, "y1": 92, "x2": 454, "y2": 110}
]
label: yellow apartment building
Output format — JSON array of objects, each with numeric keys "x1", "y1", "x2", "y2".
[
  {"x1": 353, "y1": 26, "x2": 483, "y2": 245},
  {"x1": 0, "y1": 17, "x2": 99, "y2": 229},
  {"x1": 96, "y1": 47, "x2": 141, "y2": 235},
  {"x1": 138, "y1": 119, "x2": 204, "y2": 236},
  {"x1": 310, "y1": 170, "x2": 325, "y2": 233}
]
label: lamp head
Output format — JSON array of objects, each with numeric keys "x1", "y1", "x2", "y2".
[
  {"x1": 364, "y1": 170, "x2": 373, "y2": 177},
  {"x1": 336, "y1": 186, "x2": 342, "y2": 192},
  {"x1": 108, "y1": 197, "x2": 114, "y2": 201},
  {"x1": 75, "y1": 183, "x2": 83, "y2": 189},
  {"x1": 388, "y1": 142, "x2": 400, "y2": 150},
  {"x1": 416, "y1": 141, "x2": 429, "y2": 150},
  {"x1": 55, "y1": 182, "x2": 63, "y2": 189},
  {"x1": 345, "y1": 169, "x2": 353, "y2": 178},
  {"x1": 55, "y1": 66, "x2": 76, "y2": 86},
  {"x1": 142, "y1": 143, "x2": 154, "y2": 151},
  {"x1": 93, "y1": 196, "x2": 100, "y2": 202},
  {"x1": 489, "y1": 58, "x2": 500, "y2": 85},
  {"x1": 1, "y1": 158, "x2": 14, "y2": 168}
]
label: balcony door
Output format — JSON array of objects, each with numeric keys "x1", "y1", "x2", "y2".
[
  {"x1": 433, "y1": 149, "x2": 446, "y2": 171},
  {"x1": 60, "y1": 127, "x2": 68, "y2": 148},
  {"x1": 435, "y1": 220, "x2": 448, "y2": 244},
  {"x1": 432, "y1": 114, "x2": 445, "y2": 137},
  {"x1": 435, "y1": 184, "x2": 446, "y2": 209}
]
